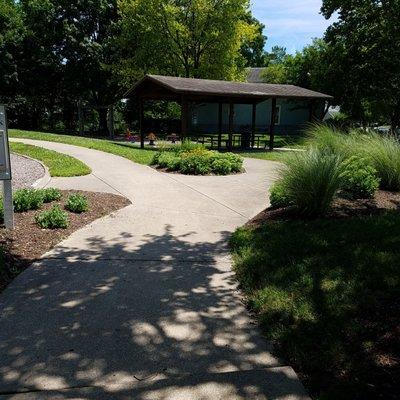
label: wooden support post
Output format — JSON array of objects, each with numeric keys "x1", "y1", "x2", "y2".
[
  {"x1": 139, "y1": 99, "x2": 144, "y2": 149},
  {"x1": 108, "y1": 104, "x2": 115, "y2": 140},
  {"x1": 269, "y1": 98, "x2": 277, "y2": 151},
  {"x1": 181, "y1": 97, "x2": 188, "y2": 140},
  {"x1": 309, "y1": 100, "x2": 315, "y2": 122},
  {"x1": 218, "y1": 102, "x2": 222, "y2": 151},
  {"x1": 228, "y1": 103, "x2": 234, "y2": 150},
  {"x1": 251, "y1": 103, "x2": 256, "y2": 148}
]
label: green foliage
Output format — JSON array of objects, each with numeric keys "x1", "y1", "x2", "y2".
[
  {"x1": 0, "y1": 197, "x2": 3, "y2": 223},
  {"x1": 156, "y1": 152, "x2": 181, "y2": 170},
  {"x1": 340, "y1": 156, "x2": 380, "y2": 199},
  {"x1": 269, "y1": 181, "x2": 292, "y2": 209},
  {"x1": 65, "y1": 194, "x2": 89, "y2": 213},
  {"x1": 39, "y1": 188, "x2": 62, "y2": 203},
  {"x1": 153, "y1": 144, "x2": 243, "y2": 176},
  {"x1": 35, "y1": 205, "x2": 69, "y2": 229},
  {"x1": 306, "y1": 125, "x2": 400, "y2": 192},
  {"x1": 362, "y1": 134, "x2": 400, "y2": 191},
  {"x1": 117, "y1": 0, "x2": 257, "y2": 82},
  {"x1": 280, "y1": 149, "x2": 343, "y2": 216},
  {"x1": 230, "y1": 213, "x2": 400, "y2": 399},
  {"x1": 211, "y1": 158, "x2": 232, "y2": 175},
  {"x1": 13, "y1": 188, "x2": 43, "y2": 212},
  {"x1": 10, "y1": 142, "x2": 91, "y2": 177}
]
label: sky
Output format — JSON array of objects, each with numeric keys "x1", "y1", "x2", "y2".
[{"x1": 251, "y1": 0, "x2": 335, "y2": 54}]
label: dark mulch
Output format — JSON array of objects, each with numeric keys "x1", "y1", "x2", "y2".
[
  {"x1": 0, "y1": 190, "x2": 131, "y2": 292},
  {"x1": 248, "y1": 190, "x2": 400, "y2": 226}
]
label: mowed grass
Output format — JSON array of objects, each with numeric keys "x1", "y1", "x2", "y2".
[
  {"x1": 10, "y1": 142, "x2": 91, "y2": 177},
  {"x1": 234, "y1": 149, "x2": 291, "y2": 162},
  {"x1": 230, "y1": 213, "x2": 399, "y2": 400},
  {"x1": 9, "y1": 130, "x2": 156, "y2": 165}
]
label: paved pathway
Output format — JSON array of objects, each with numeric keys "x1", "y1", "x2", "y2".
[{"x1": 0, "y1": 139, "x2": 309, "y2": 399}]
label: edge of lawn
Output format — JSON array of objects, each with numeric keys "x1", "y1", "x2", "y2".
[
  {"x1": 10, "y1": 141, "x2": 91, "y2": 177},
  {"x1": 10, "y1": 129, "x2": 293, "y2": 164}
]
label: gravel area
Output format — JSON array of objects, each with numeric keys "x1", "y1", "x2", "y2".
[{"x1": 10, "y1": 153, "x2": 45, "y2": 190}]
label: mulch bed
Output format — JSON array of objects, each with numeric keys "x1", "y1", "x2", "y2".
[
  {"x1": 248, "y1": 190, "x2": 400, "y2": 226},
  {"x1": 0, "y1": 190, "x2": 131, "y2": 292}
]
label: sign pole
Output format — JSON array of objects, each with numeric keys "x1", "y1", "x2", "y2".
[{"x1": 0, "y1": 105, "x2": 13, "y2": 229}]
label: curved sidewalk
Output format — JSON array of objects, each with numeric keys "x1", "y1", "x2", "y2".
[{"x1": 0, "y1": 139, "x2": 309, "y2": 399}]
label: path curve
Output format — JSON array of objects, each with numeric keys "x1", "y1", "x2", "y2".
[{"x1": 0, "y1": 139, "x2": 309, "y2": 399}]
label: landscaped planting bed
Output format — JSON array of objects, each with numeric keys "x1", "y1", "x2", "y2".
[
  {"x1": 0, "y1": 190, "x2": 130, "y2": 292},
  {"x1": 230, "y1": 125, "x2": 400, "y2": 399},
  {"x1": 152, "y1": 141, "x2": 244, "y2": 175}
]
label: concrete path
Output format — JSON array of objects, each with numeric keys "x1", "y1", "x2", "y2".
[{"x1": 0, "y1": 139, "x2": 309, "y2": 400}]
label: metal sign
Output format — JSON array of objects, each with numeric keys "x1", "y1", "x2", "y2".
[{"x1": 0, "y1": 105, "x2": 11, "y2": 180}]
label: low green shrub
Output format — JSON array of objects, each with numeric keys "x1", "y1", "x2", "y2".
[
  {"x1": 13, "y1": 188, "x2": 43, "y2": 212},
  {"x1": 280, "y1": 149, "x2": 343, "y2": 216},
  {"x1": 35, "y1": 205, "x2": 69, "y2": 229},
  {"x1": 39, "y1": 187, "x2": 62, "y2": 203},
  {"x1": 65, "y1": 193, "x2": 88, "y2": 213},
  {"x1": 269, "y1": 181, "x2": 292, "y2": 209},
  {"x1": 156, "y1": 152, "x2": 181, "y2": 170},
  {"x1": 340, "y1": 156, "x2": 380, "y2": 199},
  {"x1": 212, "y1": 158, "x2": 232, "y2": 175},
  {"x1": 152, "y1": 143, "x2": 243, "y2": 176},
  {"x1": 180, "y1": 149, "x2": 213, "y2": 174}
]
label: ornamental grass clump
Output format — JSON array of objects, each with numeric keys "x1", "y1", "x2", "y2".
[
  {"x1": 277, "y1": 148, "x2": 343, "y2": 216},
  {"x1": 35, "y1": 205, "x2": 69, "y2": 229},
  {"x1": 361, "y1": 134, "x2": 400, "y2": 191},
  {"x1": 65, "y1": 193, "x2": 89, "y2": 213}
]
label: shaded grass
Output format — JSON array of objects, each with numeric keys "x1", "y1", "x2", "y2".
[
  {"x1": 230, "y1": 213, "x2": 400, "y2": 400},
  {"x1": 10, "y1": 142, "x2": 91, "y2": 177},
  {"x1": 234, "y1": 149, "x2": 291, "y2": 162},
  {"x1": 10, "y1": 129, "x2": 156, "y2": 165}
]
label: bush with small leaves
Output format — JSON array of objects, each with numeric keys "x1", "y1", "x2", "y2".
[
  {"x1": 340, "y1": 156, "x2": 380, "y2": 199},
  {"x1": 269, "y1": 181, "x2": 292, "y2": 209},
  {"x1": 211, "y1": 158, "x2": 232, "y2": 175},
  {"x1": 65, "y1": 193, "x2": 89, "y2": 213},
  {"x1": 13, "y1": 188, "x2": 43, "y2": 212},
  {"x1": 35, "y1": 205, "x2": 69, "y2": 229},
  {"x1": 39, "y1": 187, "x2": 62, "y2": 203},
  {"x1": 156, "y1": 152, "x2": 181, "y2": 170}
]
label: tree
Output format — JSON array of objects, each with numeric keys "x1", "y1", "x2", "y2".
[
  {"x1": 321, "y1": 0, "x2": 400, "y2": 129},
  {"x1": 117, "y1": 0, "x2": 258, "y2": 85},
  {"x1": 240, "y1": 15, "x2": 268, "y2": 67}
]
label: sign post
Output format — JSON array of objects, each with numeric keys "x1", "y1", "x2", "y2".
[{"x1": 0, "y1": 105, "x2": 13, "y2": 229}]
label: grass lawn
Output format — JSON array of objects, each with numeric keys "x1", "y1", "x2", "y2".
[
  {"x1": 10, "y1": 129, "x2": 156, "y2": 165},
  {"x1": 10, "y1": 129, "x2": 293, "y2": 165},
  {"x1": 10, "y1": 142, "x2": 91, "y2": 177},
  {"x1": 230, "y1": 213, "x2": 399, "y2": 400}
]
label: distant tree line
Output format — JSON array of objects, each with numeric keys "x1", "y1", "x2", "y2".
[
  {"x1": 260, "y1": 0, "x2": 400, "y2": 131},
  {"x1": 0, "y1": 0, "x2": 271, "y2": 134},
  {"x1": 1, "y1": 0, "x2": 398, "y2": 133}
]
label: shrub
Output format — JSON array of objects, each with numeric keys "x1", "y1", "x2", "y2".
[
  {"x1": 340, "y1": 156, "x2": 380, "y2": 199},
  {"x1": 35, "y1": 205, "x2": 69, "y2": 229},
  {"x1": 212, "y1": 158, "x2": 232, "y2": 175},
  {"x1": 178, "y1": 139, "x2": 205, "y2": 153},
  {"x1": 362, "y1": 134, "x2": 400, "y2": 191},
  {"x1": 269, "y1": 181, "x2": 292, "y2": 209},
  {"x1": 0, "y1": 197, "x2": 3, "y2": 223},
  {"x1": 220, "y1": 152, "x2": 243, "y2": 172},
  {"x1": 281, "y1": 149, "x2": 343, "y2": 216},
  {"x1": 39, "y1": 187, "x2": 62, "y2": 203},
  {"x1": 156, "y1": 152, "x2": 181, "y2": 170},
  {"x1": 65, "y1": 193, "x2": 89, "y2": 213},
  {"x1": 13, "y1": 188, "x2": 43, "y2": 212},
  {"x1": 179, "y1": 149, "x2": 213, "y2": 175}
]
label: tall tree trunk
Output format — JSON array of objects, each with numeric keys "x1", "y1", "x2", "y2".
[{"x1": 98, "y1": 107, "x2": 108, "y2": 136}]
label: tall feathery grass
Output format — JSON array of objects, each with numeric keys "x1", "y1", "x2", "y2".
[
  {"x1": 305, "y1": 124, "x2": 400, "y2": 191},
  {"x1": 280, "y1": 148, "x2": 343, "y2": 216}
]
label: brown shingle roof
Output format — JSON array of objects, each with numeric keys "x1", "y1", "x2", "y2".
[{"x1": 125, "y1": 74, "x2": 333, "y2": 100}]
